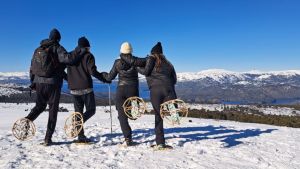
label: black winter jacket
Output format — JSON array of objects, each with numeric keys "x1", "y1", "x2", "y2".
[
  {"x1": 67, "y1": 50, "x2": 107, "y2": 90},
  {"x1": 120, "y1": 54, "x2": 177, "y2": 88},
  {"x1": 103, "y1": 57, "x2": 139, "y2": 86},
  {"x1": 30, "y1": 39, "x2": 82, "y2": 85}
]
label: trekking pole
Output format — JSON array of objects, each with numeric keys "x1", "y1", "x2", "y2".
[{"x1": 108, "y1": 84, "x2": 112, "y2": 135}]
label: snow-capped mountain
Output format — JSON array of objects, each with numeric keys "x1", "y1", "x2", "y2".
[
  {"x1": 0, "y1": 72, "x2": 29, "y2": 81},
  {"x1": 1, "y1": 70, "x2": 300, "y2": 104},
  {"x1": 175, "y1": 69, "x2": 300, "y2": 104},
  {"x1": 177, "y1": 69, "x2": 300, "y2": 85},
  {"x1": 2, "y1": 69, "x2": 300, "y2": 85}
]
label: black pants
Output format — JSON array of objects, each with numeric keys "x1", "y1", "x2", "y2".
[
  {"x1": 115, "y1": 85, "x2": 139, "y2": 140},
  {"x1": 26, "y1": 83, "x2": 61, "y2": 141},
  {"x1": 73, "y1": 91, "x2": 96, "y2": 137},
  {"x1": 150, "y1": 85, "x2": 177, "y2": 145}
]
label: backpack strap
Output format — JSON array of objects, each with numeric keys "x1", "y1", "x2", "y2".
[{"x1": 43, "y1": 44, "x2": 59, "y2": 70}]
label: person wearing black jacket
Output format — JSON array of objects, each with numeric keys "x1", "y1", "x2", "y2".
[
  {"x1": 67, "y1": 37, "x2": 109, "y2": 143},
  {"x1": 26, "y1": 28, "x2": 86, "y2": 146},
  {"x1": 102, "y1": 42, "x2": 143, "y2": 146},
  {"x1": 120, "y1": 42, "x2": 177, "y2": 149}
]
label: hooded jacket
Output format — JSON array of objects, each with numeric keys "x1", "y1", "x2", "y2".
[
  {"x1": 103, "y1": 56, "x2": 139, "y2": 86},
  {"x1": 67, "y1": 50, "x2": 107, "y2": 90},
  {"x1": 30, "y1": 39, "x2": 82, "y2": 85}
]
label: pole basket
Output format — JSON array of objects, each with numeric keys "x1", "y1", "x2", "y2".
[
  {"x1": 12, "y1": 118, "x2": 36, "y2": 141},
  {"x1": 64, "y1": 112, "x2": 84, "y2": 138},
  {"x1": 160, "y1": 99, "x2": 189, "y2": 125},
  {"x1": 122, "y1": 96, "x2": 147, "y2": 120}
]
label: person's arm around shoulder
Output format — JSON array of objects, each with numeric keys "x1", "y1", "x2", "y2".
[
  {"x1": 56, "y1": 45, "x2": 85, "y2": 65},
  {"x1": 136, "y1": 56, "x2": 155, "y2": 76},
  {"x1": 120, "y1": 54, "x2": 146, "y2": 67}
]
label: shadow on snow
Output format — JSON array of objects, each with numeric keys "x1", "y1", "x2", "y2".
[{"x1": 102, "y1": 125, "x2": 277, "y2": 148}]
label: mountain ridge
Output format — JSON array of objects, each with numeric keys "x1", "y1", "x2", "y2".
[{"x1": 2, "y1": 69, "x2": 300, "y2": 83}]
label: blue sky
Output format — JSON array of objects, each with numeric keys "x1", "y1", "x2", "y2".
[{"x1": 0, "y1": 0, "x2": 299, "y2": 72}]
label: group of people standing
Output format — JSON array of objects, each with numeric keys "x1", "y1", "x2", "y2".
[{"x1": 26, "y1": 28, "x2": 177, "y2": 149}]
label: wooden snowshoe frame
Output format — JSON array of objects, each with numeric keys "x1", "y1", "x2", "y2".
[
  {"x1": 122, "y1": 96, "x2": 147, "y2": 120},
  {"x1": 12, "y1": 118, "x2": 36, "y2": 141},
  {"x1": 64, "y1": 112, "x2": 84, "y2": 138},
  {"x1": 160, "y1": 99, "x2": 189, "y2": 125}
]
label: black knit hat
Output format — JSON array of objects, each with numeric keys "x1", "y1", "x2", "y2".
[
  {"x1": 49, "y1": 28, "x2": 61, "y2": 42},
  {"x1": 78, "y1": 37, "x2": 90, "y2": 48},
  {"x1": 151, "y1": 42, "x2": 163, "y2": 54}
]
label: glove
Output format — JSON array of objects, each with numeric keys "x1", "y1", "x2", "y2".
[
  {"x1": 29, "y1": 83, "x2": 36, "y2": 90},
  {"x1": 79, "y1": 47, "x2": 87, "y2": 56},
  {"x1": 100, "y1": 72, "x2": 111, "y2": 84},
  {"x1": 74, "y1": 46, "x2": 81, "y2": 54},
  {"x1": 74, "y1": 47, "x2": 87, "y2": 56},
  {"x1": 106, "y1": 79, "x2": 112, "y2": 84}
]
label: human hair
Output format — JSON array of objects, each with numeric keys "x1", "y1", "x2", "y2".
[{"x1": 152, "y1": 53, "x2": 173, "y2": 72}]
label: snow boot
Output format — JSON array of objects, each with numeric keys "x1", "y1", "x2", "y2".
[
  {"x1": 74, "y1": 135, "x2": 92, "y2": 144},
  {"x1": 40, "y1": 139, "x2": 53, "y2": 146},
  {"x1": 151, "y1": 144, "x2": 173, "y2": 150},
  {"x1": 120, "y1": 138, "x2": 138, "y2": 147}
]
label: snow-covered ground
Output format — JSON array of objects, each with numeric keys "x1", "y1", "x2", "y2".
[
  {"x1": 188, "y1": 103, "x2": 300, "y2": 116},
  {"x1": 0, "y1": 103, "x2": 299, "y2": 169}
]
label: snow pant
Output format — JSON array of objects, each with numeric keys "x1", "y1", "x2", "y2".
[
  {"x1": 115, "y1": 85, "x2": 139, "y2": 140},
  {"x1": 26, "y1": 83, "x2": 61, "y2": 141},
  {"x1": 73, "y1": 91, "x2": 96, "y2": 137},
  {"x1": 150, "y1": 85, "x2": 177, "y2": 145}
]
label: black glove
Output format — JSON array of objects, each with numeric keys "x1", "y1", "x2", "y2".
[
  {"x1": 29, "y1": 83, "x2": 36, "y2": 90},
  {"x1": 100, "y1": 72, "x2": 111, "y2": 84},
  {"x1": 74, "y1": 47, "x2": 87, "y2": 56},
  {"x1": 101, "y1": 72, "x2": 108, "y2": 76},
  {"x1": 105, "y1": 79, "x2": 112, "y2": 84},
  {"x1": 74, "y1": 46, "x2": 81, "y2": 54},
  {"x1": 79, "y1": 47, "x2": 87, "y2": 56}
]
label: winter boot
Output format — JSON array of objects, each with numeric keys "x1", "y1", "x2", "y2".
[
  {"x1": 40, "y1": 139, "x2": 53, "y2": 146},
  {"x1": 75, "y1": 135, "x2": 92, "y2": 144},
  {"x1": 151, "y1": 144, "x2": 173, "y2": 150},
  {"x1": 121, "y1": 138, "x2": 138, "y2": 147}
]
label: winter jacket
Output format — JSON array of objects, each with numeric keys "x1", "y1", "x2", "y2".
[
  {"x1": 30, "y1": 39, "x2": 82, "y2": 85},
  {"x1": 120, "y1": 54, "x2": 177, "y2": 88},
  {"x1": 103, "y1": 57, "x2": 139, "y2": 86},
  {"x1": 67, "y1": 50, "x2": 107, "y2": 90}
]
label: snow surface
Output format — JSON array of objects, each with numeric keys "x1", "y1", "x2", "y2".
[{"x1": 0, "y1": 103, "x2": 299, "y2": 169}]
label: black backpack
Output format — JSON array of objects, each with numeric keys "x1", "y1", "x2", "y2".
[{"x1": 30, "y1": 45, "x2": 58, "y2": 77}]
